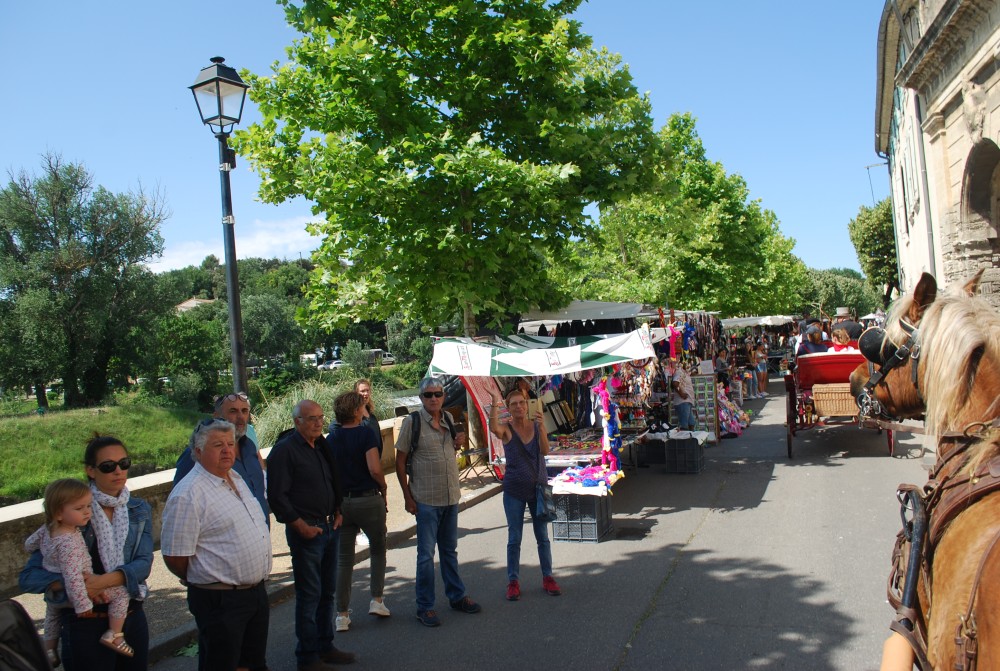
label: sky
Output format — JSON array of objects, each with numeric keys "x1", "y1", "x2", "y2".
[{"x1": 1, "y1": 1, "x2": 889, "y2": 275}]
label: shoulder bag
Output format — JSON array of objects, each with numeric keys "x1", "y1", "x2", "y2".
[{"x1": 514, "y1": 423, "x2": 556, "y2": 523}]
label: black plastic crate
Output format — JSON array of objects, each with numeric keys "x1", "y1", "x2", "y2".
[
  {"x1": 552, "y1": 493, "x2": 612, "y2": 543},
  {"x1": 637, "y1": 438, "x2": 666, "y2": 465},
  {"x1": 665, "y1": 438, "x2": 705, "y2": 474}
]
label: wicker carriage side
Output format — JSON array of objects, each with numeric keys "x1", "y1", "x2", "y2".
[{"x1": 810, "y1": 383, "x2": 858, "y2": 418}]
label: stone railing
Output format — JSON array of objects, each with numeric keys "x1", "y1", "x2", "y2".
[{"x1": 0, "y1": 421, "x2": 399, "y2": 599}]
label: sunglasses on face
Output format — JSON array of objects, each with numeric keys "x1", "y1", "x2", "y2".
[
  {"x1": 422, "y1": 391, "x2": 444, "y2": 398},
  {"x1": 214, "y1": 392, "x2": 249, "y2": 409},
  {"x1": 95, "y1": 458, "x2": 132, "y2": 474}
]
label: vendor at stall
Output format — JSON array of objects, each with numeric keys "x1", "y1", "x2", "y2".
[{"x1": 670, "y1": 361, "x2": 696, "y2": 431}]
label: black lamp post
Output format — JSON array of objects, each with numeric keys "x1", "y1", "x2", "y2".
[{"x1": 190, "y1": 56, "x2": 249, "y2": 394}]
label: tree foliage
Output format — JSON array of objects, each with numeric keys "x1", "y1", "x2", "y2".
[
  {"x1": 554, "y1": 114, "x2": 807, "y2": 315},
  {"x1": 0, "y1": 155, "x2": 168, "y2": 407},
  {"x1": 237, "y1": 0, "x2": 661, "y2": 335},
  {"x1": 848, "y1": 198, "x2": 898, "y2": 307},
  {"x1": 799, "y1": 268, "x2": 880, "y2": 318}
]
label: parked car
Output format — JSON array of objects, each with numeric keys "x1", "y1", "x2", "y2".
[
  {"x1": 381, "y1": 352, "x2": 396, "y2": 366},
  {"x1": 318, "y1": 359, "x2": 345, "y2": 370}
]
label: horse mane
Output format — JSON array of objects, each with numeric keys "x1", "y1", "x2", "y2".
[{"x1": 884, "y1": 280, "x2": 1000, "y2": 437}]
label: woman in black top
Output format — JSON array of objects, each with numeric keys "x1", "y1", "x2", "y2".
[{"x1": 329, "y1": 391, "x2": 390, "y2": 631}]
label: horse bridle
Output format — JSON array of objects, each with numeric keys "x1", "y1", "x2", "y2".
[{"x1": 857, "y1": 320, "x2": 922, "y2": 421}]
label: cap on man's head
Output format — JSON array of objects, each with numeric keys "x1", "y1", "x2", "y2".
[
  {"x1": 835, "y1": 307, "x2": 851, "y2": 318},
  {"x1": 805, "y1": 325, "x2": 821, "y2": 335}
]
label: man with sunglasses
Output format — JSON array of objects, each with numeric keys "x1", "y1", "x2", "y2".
[
  {"x1": 174, "y1": 392, "x2": 269, "y2": 525},
  {"x1": 395, "y1": 377, "x2": 479, "y2": 628},
  {"x1": 267, "y1": 399, "x2": 355, "y2": 671}
]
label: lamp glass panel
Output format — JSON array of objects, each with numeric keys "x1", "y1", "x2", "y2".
[
  {"x1": 193, "y1": 83, "x2": 222, "y2": 124},
  {"x1": 218, "y1": 81, "x2": 247, "y2": 124}
]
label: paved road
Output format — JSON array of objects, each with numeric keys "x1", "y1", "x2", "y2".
[{"x1": 150, "y1": 393, "x2": 928, "y2": 671}]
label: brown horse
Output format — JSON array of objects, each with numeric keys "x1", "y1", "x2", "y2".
[{"x1": 851, "y1": 271, "x2": 1000, "y2": 671}]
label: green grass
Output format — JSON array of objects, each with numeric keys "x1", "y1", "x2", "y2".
[{"x1": 0, "y1": 405, "x2": 207, "y2": 503}]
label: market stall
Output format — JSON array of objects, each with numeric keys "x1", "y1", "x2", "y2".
[{"x1": 430, "y1": 326, "x2": 661, "y2": 542}]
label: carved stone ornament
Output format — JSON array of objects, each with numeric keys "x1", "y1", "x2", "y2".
[{"x1": 962, "y1": 77, "x2": 987, "y2": 142}]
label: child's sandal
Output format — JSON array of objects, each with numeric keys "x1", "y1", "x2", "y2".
[{"x1": 99, "y1": 631, "x2": 134, "y2": 658}]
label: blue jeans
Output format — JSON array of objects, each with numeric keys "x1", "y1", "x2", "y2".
[
  {"x1": 414, "y1": 502, "x2": 465, "y2": 612},
  {"x1": 285, "y1": 522, "x2": 339, "y2": 665},
  {"x1": 502, "y1": 491, "x2": 553, "y2": 582},
  {"x1": 745, "y1": 371, "x2": 759, "y2": 397},
  {"x1": 673, "y1": 402, "x2": 695, "y2": 430}
]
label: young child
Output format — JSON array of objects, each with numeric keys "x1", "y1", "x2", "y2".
[{"x1": 25, "y1": 479, "x2": 133, "y2": 665}]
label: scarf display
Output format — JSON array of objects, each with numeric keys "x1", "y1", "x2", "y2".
[{"x1": 89, "y1": 481, "x2": 142, "y2": 596}]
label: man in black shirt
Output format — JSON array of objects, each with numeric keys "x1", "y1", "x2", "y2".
[
  {"x1": 268, "y1": 399, "x2": 355, "y2": 671},
  {"x1": 833, "y1": 307, "x2": 864, "y2": 340}
]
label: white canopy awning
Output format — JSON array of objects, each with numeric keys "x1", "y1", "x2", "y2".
[
  {"x1": 518, "y1": 300, "x2": 643, "y2": 330},
  {"x1": 721, "y1": 315, "x2": 795, "y2": 329}
]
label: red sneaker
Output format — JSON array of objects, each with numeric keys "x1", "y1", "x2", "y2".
[
  {"x1": 542, "y1": 575, "x2": 561, "y2": 596},
  {"x1": 506, "y1": 580, "x2": 520, "y2": 601}
]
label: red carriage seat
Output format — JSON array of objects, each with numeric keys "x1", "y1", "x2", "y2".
[{"x1": 795, "y1": 351, "x2": 866, "y2": 391}]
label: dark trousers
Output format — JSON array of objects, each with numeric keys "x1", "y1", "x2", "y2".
[
  {"x1": 285, "y1": 522, "x2": 339, "y2": 664},
  {"x1": 187, "y1": 583, "x2": 269, "y2": 671},
  {"x1": 58, "y1": 600, "x2": 148, "y2": 671}
]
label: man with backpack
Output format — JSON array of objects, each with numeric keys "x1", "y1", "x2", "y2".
[{"x1": 394, "y1": 377, "x2": 481, "y2": 627}]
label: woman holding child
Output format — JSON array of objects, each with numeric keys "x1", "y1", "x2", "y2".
[{"x1": 20, "y1": 434, "x2": 153, "y2": 670}]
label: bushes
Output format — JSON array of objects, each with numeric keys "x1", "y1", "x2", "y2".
[{"x1": 252, "y1": 376, "x2": 398, "y2": 449}]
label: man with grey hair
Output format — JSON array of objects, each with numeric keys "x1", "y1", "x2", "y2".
[
  {"x1": 174, "y1": 392, "x2": 269, "y2": 524},
  {"x1": 395, "y1": 377, "x2": 479, "y2": 628},
  {"x1": 162, "y1": 420, "x2": 272, "y2": 671},
  {"x1": 268, "y1": 399, "x2": 355, "y2": 671}
]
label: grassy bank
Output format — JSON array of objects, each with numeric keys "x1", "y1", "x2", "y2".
[{"x1": 0, "y1": 406, "x2": 206, "y2": 503}]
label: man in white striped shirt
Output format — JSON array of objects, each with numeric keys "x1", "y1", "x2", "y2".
[{"x1": 162, "y1": 419, "x2": 272, "y2": 671}]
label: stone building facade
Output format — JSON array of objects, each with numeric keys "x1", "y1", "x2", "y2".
[{"x1": 875, "y1": 0, "x2": 1000, "y2": 305}]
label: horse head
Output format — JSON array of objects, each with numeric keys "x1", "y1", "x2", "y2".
[
  {"x1": 849, "y1": 272, "x2": 939, "y2": 421},
  {"x1": 851, "y1": 269, "x2": 1000, "y2": 435}
]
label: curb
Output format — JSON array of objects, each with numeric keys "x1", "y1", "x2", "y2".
[{"x1": 147, "y1": 482, "x2": 502, "y2": 663}]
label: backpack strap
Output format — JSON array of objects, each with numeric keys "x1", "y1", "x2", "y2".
[{"x1": 409, "y1": 411, "x2": 422, "y2": 455}]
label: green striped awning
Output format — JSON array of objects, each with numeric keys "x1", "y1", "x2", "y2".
[{"x1": 429, "y1": 326, "x2": 656, "y2": 377}]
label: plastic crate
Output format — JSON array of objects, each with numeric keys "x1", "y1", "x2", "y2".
[
  {"x1": 665, "y1": 438, "x2": 705, "y2": 474},
  {"x1": 637, "y1": 438, "x2": 666, "y2": 465},
  {"x1": 552, "y1": 493, "x2": 613, "y2": 543}
]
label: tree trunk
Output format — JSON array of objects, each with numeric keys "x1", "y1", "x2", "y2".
[{"x1": 33, "y1": 381, "x2": 48, "y2": 410}]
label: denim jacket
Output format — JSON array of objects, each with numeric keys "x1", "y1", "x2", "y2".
[{"x1": 19, "y1": 496, "x2": 153, "y2": 604}]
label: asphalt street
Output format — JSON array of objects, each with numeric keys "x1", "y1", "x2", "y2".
[{"x1": 150, "y1": 392, "x2": 929, "y2": 671}]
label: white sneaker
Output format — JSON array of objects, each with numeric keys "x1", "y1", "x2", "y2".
[
  {"x1": 335, "y1": 611, "x2": 351, "y2": 632},
  {"x1": 369, "y1": 599, "x2": 391, "y2": 617}
]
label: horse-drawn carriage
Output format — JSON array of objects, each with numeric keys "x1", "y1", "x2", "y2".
[{"x1": 783, "y1": 349, "x2": 894, "y2": 458}]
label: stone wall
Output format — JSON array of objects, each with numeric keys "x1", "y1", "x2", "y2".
[{"x1": 0, "y1": 421, "x2": 399, "y2": 599}]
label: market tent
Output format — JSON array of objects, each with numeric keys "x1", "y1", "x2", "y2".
[
  {"x1": 430, "y1": 327, "x2": 656, "y2": 377},
  {"x1": 518, "y1": 300, "x2": 643, "y2": 331},
  {"x1": 720, "y1": 315, "x2": 795, "y2": 329}
]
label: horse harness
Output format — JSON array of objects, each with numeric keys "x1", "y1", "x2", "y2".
[{"x1": 861, "y1": 321, "x2": 1000, "y2": 670}]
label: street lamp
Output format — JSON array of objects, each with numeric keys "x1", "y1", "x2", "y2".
[{"x1": 190, "y1": 56, "x2": 249, "y2": 394}]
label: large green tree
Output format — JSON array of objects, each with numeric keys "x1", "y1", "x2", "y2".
[
  {"x1": 799, "y1": 268, "x2": 880, "y2": 318},
  {"x1": 554, "y1": 114, "x2": 806, "y2": 315},
  {"x1": 237, "y1": 0, "x2": 661, "y2": 336},
  {"x1": 848, "y1": 198, "x2": 898, "y2": 307},
  {"x1": 0, "y1": 156, "x2": 168, "y2": 407}
]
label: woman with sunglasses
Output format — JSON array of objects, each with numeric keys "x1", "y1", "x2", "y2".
[{"x1": 20, "y1": 434, "x2": 153, "y2": 670}]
